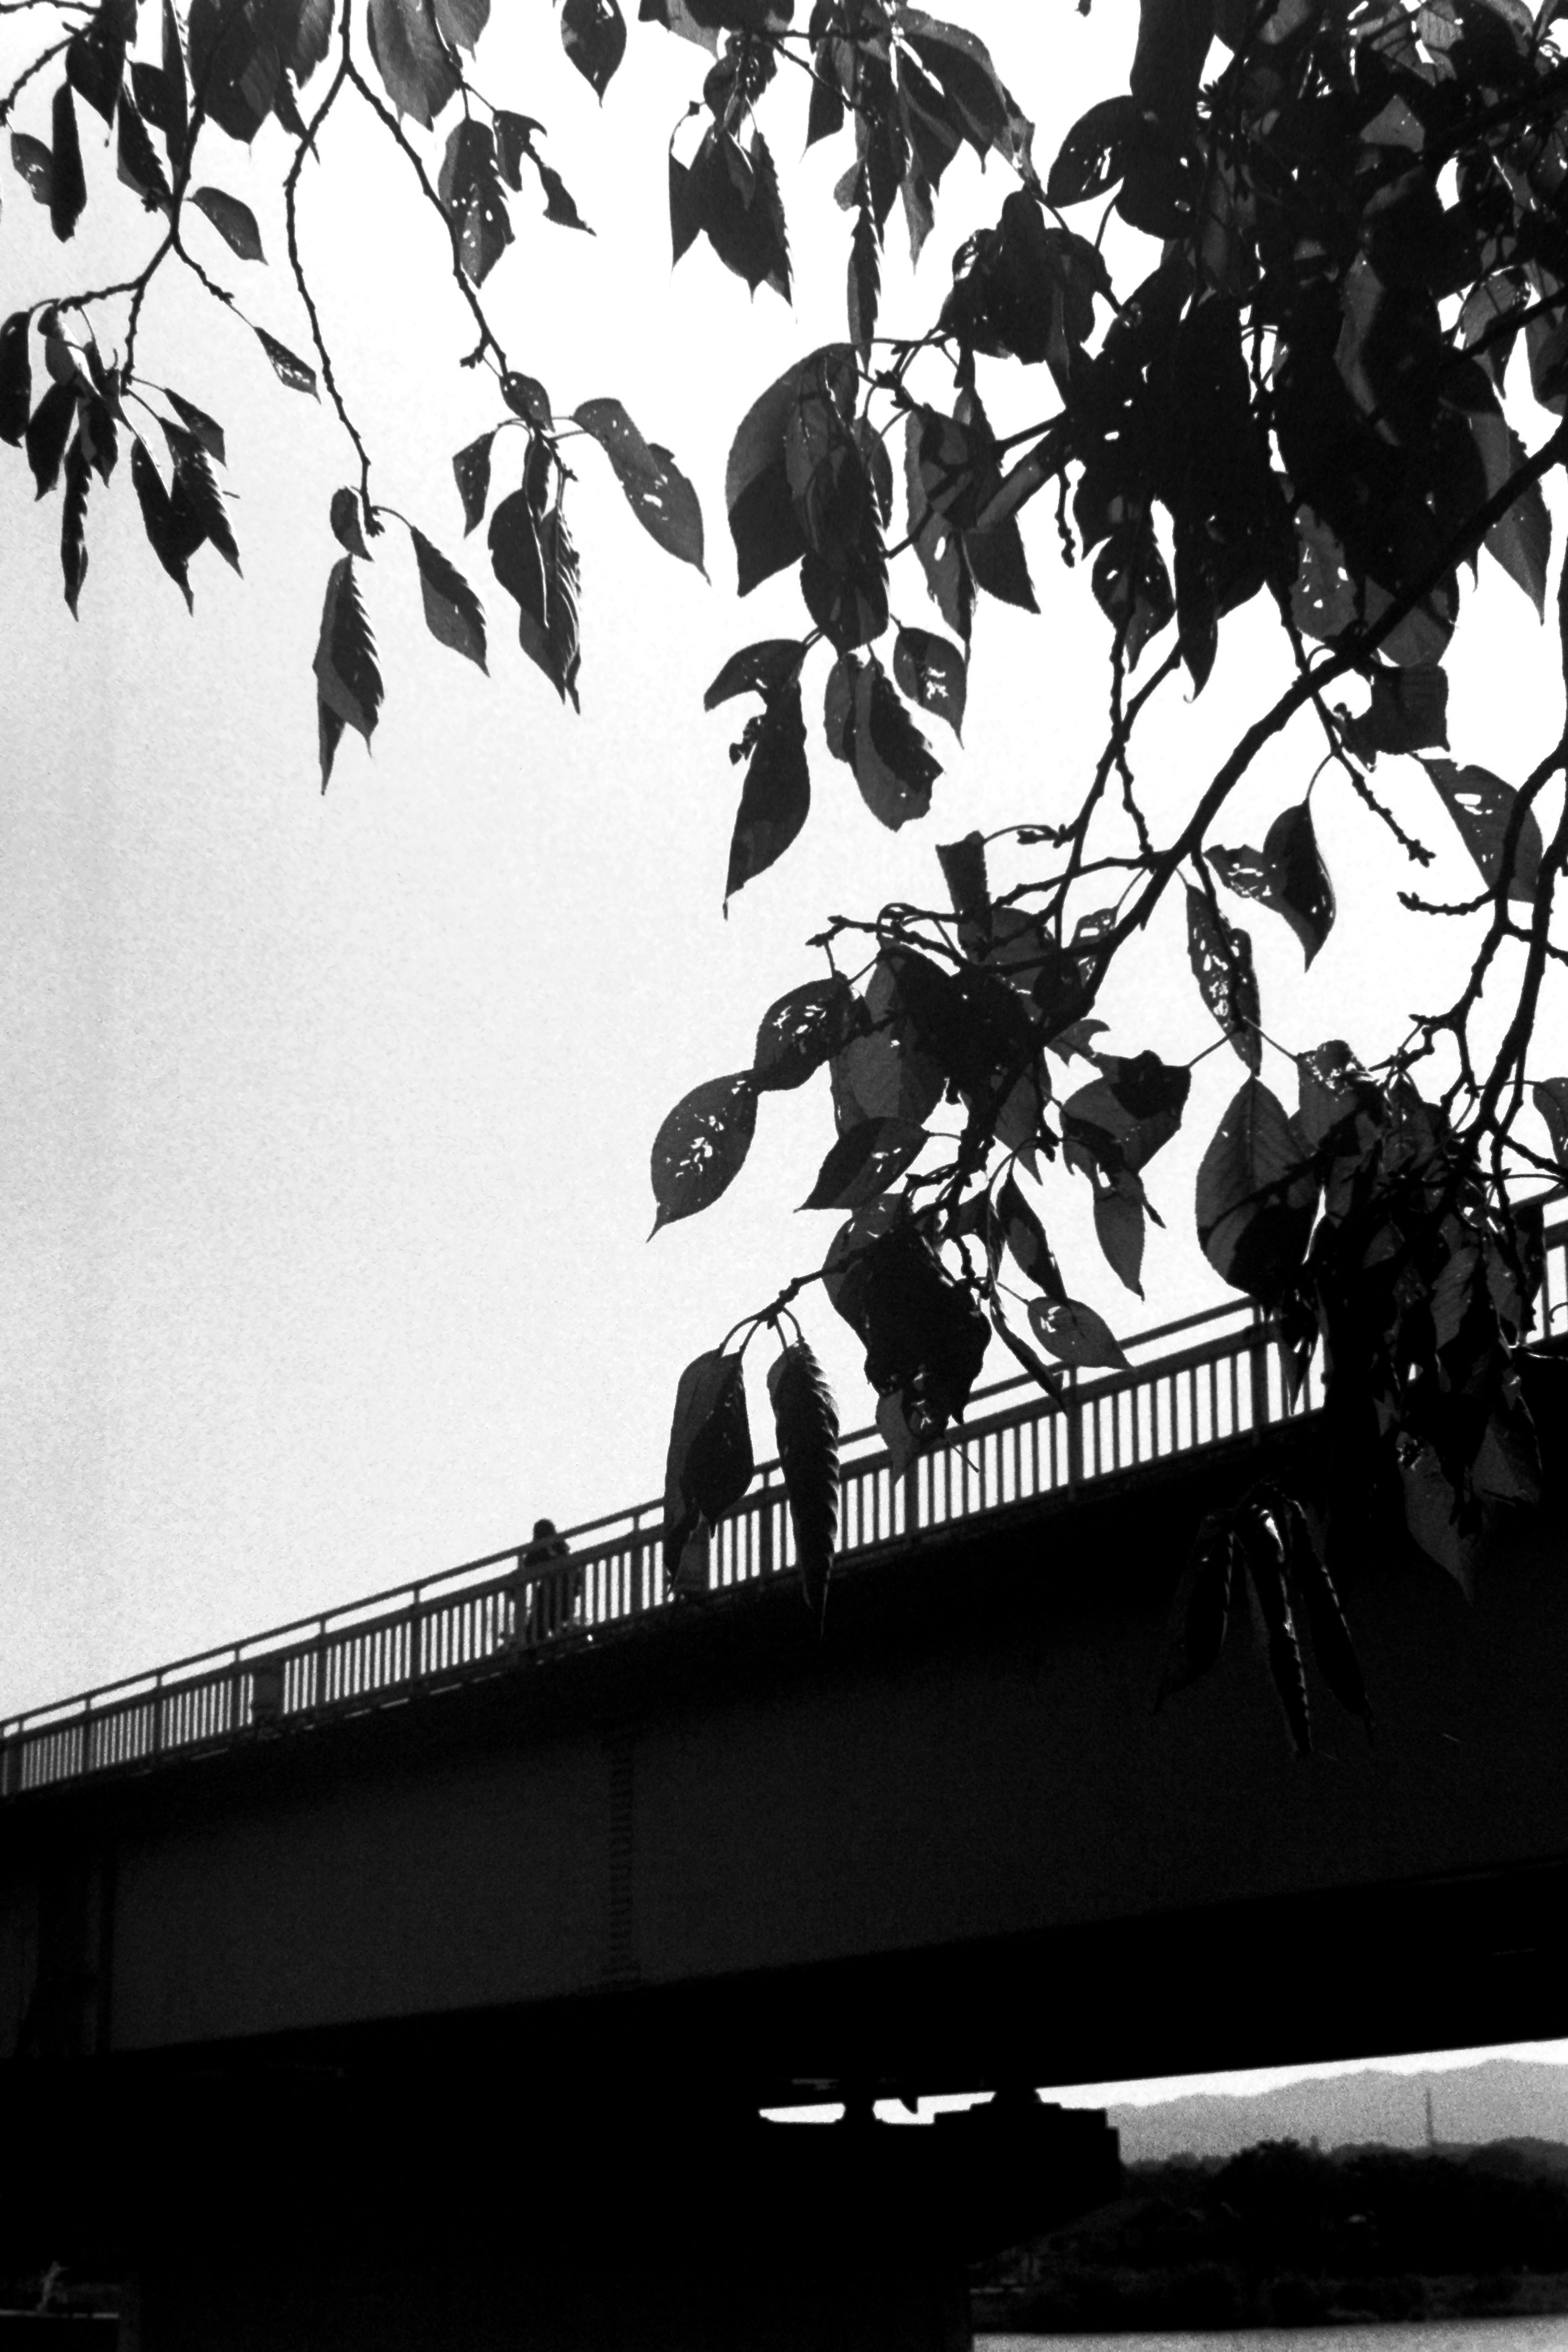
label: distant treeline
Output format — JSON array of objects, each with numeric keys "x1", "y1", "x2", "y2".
[{"x1": 971, "y1": 2137, "x2": 1568, "y2": 2332}]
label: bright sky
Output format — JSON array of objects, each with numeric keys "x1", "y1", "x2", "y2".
[{"x1": 0, "y1": 2, "x2": 1563, "y2": 1733}]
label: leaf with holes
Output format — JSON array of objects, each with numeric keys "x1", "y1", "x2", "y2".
[
  {"x1": 893, "y1": 625, "x2": 965, "y2": 739},
  {"x1": 1196, "y1": 1078, "x2": 1319, "y2": 1309},
  {"x1": 650, "y1": 1072, "x2": 758, "y2": 1233},
  {"x1": 313, "y1": 556, "x2": 381, "y2": 765},
  {"x1": 439, "y1": 118, "x2": 512, "y2": 286},
  {"x1": 1186, "y1": 886, "x2": 1260, "y2": 1071},
  {"x1": 1048, "y1": 94, "x2": 1137, "y2": 206},
  {"x1": 1208, "y1": 802, "x2": 1335, "y2": 968},
  {"x1": 1027, "y1": 1296, "x2": 1128, "y2": 1371},
  {"x1": 410, "y1": 527, "x2": 486, "y2": 670},
  {"x1": 191, "y1": 186, "x2": 265, "y2": 260},
  {"x1": 11, "y1": 134, "x2": 54, "y2": 207},
  {"x1": 561, "y1": 0, "x2": 626, "y2": 97},
  {"x1": 254, "y1": 326, "x2": 316, "y2": 396},
  {"x1": 1422, "y1": 759, "x2": 1542, "y2": 905},
  {"x1": 452, "y1": 431, "x2": 495, "y2": 535},
  {"x1": 575, "y1": 397, "x2": 705, "y2": 574},
  {"x1": 753, "y1": 974, "x2": 861, "y2": 1093},
  {"x1": 166, "y1": 392, "x2": 224, "y2": 464},
  {"x1": 768, "y1": 1339, "x2": 840, "y2": 1630},
  {"x1": 705, "y1": 638, "x2": 802, "y2": 709}
]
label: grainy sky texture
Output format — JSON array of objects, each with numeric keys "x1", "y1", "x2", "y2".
[{"x1": 0, "y1": 2, "x2": 1562, "y2": 1723}]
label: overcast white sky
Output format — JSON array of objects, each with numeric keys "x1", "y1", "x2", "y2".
[{"x1": 0, "y1": 1, "x2": 1562, "y2": 1740}]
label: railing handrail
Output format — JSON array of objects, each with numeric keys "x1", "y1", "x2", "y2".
[{"x1": 5, "y1": 1212, "x2": 1563, "y2": 1755}]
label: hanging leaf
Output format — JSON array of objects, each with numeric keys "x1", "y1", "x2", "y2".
[
  {"x1": 516, "y1": 507, "x2": 581, "y2": 708},
  {"x1": 117, "y1": 98, "x2": 172, "y2": 211},
  {"x1": 1341, "y1": 663, "x2": 1449, "y2": 762},
  {"x1": 58, "y1": 430, "x2": 90, "y2": 615},
  {"x1": 66, "y1": 0, "x2": 130, "y2": 123},
  {"x1": 166, "y1": 391, "x2": 225, "y2": 463},
  {"x1": 561, "y1": 0, "x2": 626, "y2": 97},
  {"x1": 995, "y1": 1176, "x2": 1065, "y2": 1300},
  {"x1": 848, "y1": 188, "x2": 879, "y2": 362},
  {"x1": 500, "y1": 374, "x2": 551, "y2": 425},
  {"x1": 11, "y1": 134, "x2": 55, "y2": 207},
  {"x1": 1026, "y1": 1296, "x2": 1129, "y2": 1371},
  {"x1": 1272, "y1": 1490, "x2": 1372, "y2": 1730},
  {"x1": 650, "y1": 1071, "x2": 759, "y2": 1232},
  {"x1": 800, "y1": 1117, "x2": 928, "y2": 1211},
  {"x1": 1093, "y1": 1184, "x2": 1146, "y2": 1297},
  {"x1": 726, "y1": 344, "x2": 854, "y2": 595},
  {"x1": 663, "y1": 1347, "x2": 753, "y2": 1577},
  {"x1": 892, "y1": 626, "x2": 965, "y2": 738},
  {"x1": 254, "y1": 325, "x2": 317, "y2": 395},
  {"x1": 410, "y1": 526, "x2": 486, "y2": 669},
  {"x1": 1208, "y1": 802, "x2": 1336, "y2": 967},
  {"x1": 190, "y1": 185, "x2": 265, "y2": 260},
  {"x1": 164, "y1": 428, "x2": 240, "y2": 570},
  {"x1": 705, "y1": 638, "x2": 802, "y2": 709},
  {"x1": 313, "y1": 556, "x2": 382, "y2": 762},
  {"x1": 488, "y1": 485, "x2": 546, "y2": 633},
  {"x1": 131, "y1": 439, "x2": 192, "y2": 607},
  {"x1": 768, "y1": 1339, "x2": 840, "y2": 1630},
  {"x1": 1421, "y1": 759, "x2": 1542, "y2": 905},
  {"x1": 1154, "y1": 1515, "x2": 1236, "y2": 1708},
  {"x1": 725, "y1": 676, "x2": 810, "y2": 902},
  {"x1": 366, "y1": 0, "x2": 459, "y2": 125},
  {"x1": 0, "y1": 314, "x2": 32, "y2": 446},
  {"x1": 1483, "y1": 461, "x2": 1550, "y2": 616},
  {"x1": 330, "y1": 486, "x2": 370, "y2": 558},
  {"x1": 1534, "y1": 1077, "x2": 1568, "y2": 1170},
  {"x1": 452, "y1": 432, "x2": 495, "y2": 535},
  {"x1": 1186, "y1": 886, "x2": 1261, "y2": 1071},
  {"x1": 752, "y1": 974, "x2": 861, "y2": 1093},
  {"x1": 825, "y1": 653, "x2": 942, "y2": 831},
  {"x1": 438, "y1": 118, "x2": 512, "y2": 286},
  {"x1": 986, "y1": 1301, "x2": 1065, "y2": 1403},
  {"x1": 1048, "y1": 94, "x2": 1138, "y2": 207},
  {"x1": 1241, "y1": 1512, "x2": 1312, "y2": 1757},
  {"x1": 26, "y1": 380, "x2": 78, "y2": 498},
  {"x1": 50, "y1": 83, "x2": 86, "y2": 243},
  {"x1": 574, "y1": 397, "x2": 706, "y2": 573},
  {"x1": 1195, "y1": 1078, "x2": 1319, "y2": 1308}
]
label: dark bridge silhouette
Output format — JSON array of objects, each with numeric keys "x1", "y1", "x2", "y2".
[{"x1": 2, "y1": 1228, "x2": 1566, "y2": 2350}]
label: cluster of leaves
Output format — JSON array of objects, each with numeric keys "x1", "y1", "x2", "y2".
[{"x1": 6, "y1": 0, "x2": 1568, "y2": 1710}]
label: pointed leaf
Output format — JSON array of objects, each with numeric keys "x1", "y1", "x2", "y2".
[
  {"x1": 1483, "y1": 463, "x2": 1550, "y2": 615},
  {"x1": 190, "y1": 185, "x2": 265, "y2": 260},
  {"x1": 753, "y1": 974, "x2": 860, "y2": 1093},
  {"x1": 1423, "y1": 759, "x2": 1542, "y2": 905},
  {"x1": 11, "y1": 133, "x2": 54, "y2": 207},
  {"x1": 1534, "y1": 1077, "x2": 1568, "y2": 1170},
  {"x1": 575, "y1": 397, "x2": 706, "y2": 573},
  {"x1": 1186, "y1": 886, "x2": 1261, "y2": 1071},
  {"x1": 663, "y1": 1348, "x2": 753, "y2": 1576},
  {"x1": 50, "y1": 83, "x2": 86, "y2": 242},
  {"x1": 705, "y1": 638, "x2": 802, "y2": 709},
  {"x1": 254, "y1": 325, "x2": 317, "y2": 395},
  {"x1": 452, "y1": 431, "x2": 495, "y2": 535},
  {"x1": 66, "y1": 0, "x2": 130, "y2": 124},
  {"x1": 26, "y1": 379, "x2": 78, "y2": 498},
  {"x1": 768, "y1": 1340, "x2": 840, "y2": 1630},
  {"x1": 501, "y1": 372, "x2": 551, "y2": 424},
  {"x1": 313, "y1": 555, "x2": 381, "y2": 743},
  {"x1": 409, "y1": 526, "x2": 486, "y2": 669},
  {"x1": 1026, "y1": 1296, "x2": 1129, "y2": 1371},
  {"x1": 801, "y1": 1117, "x2": 927, "y2": 1211},
  {"x1": 117, "y1": 97, "x2": 172, "y2": 210},
  {"x1": 318, "y1": 695, "x2": 346, "y2": 791},
  {"x1": 366, "y1": 0, "x2": 458, "y2": 125},
  {"x1": 725, "y1": 677, "x2": 810, "y2": 902},
  {"x1": 131, "y1": 438, "x2": 192, "y2": 606},
  {"x1": 561, "y1": 0, "x2": 626, "y2": 96},
  {"x1": 330, "y1": 486, "x2": 370, "y2": 557},
  {"x1": 166, "y1": 391, "x2": 225, "y2": 463},
  {"x1": 488, "y1": 485, "x2": 546, "y2": 626},
  {"x1": 1209, "y1": 802, "x2": 1335, "y2": 967},
  {"x1": 650, "y1": 1072, "x2": 758, "y2": 1232},
  {"x1": 1243, "y1": 1515, "x2": 1312, "y2": 1757},
  {"x1": 1154, "y1": 1517, "x2": 1236, "y2": 1708},
  {"x1": 1195, "y1": 1078, "x2": 1319, "y2": 1308},
  {"x1": 892, "y1": 626, "x2": 965, "y2": 739},
  {"x1": 1093, "y1": 1185, "x2": 1145, "y2": 1297},
  {"x1": 59, "y1": 430, "x2": 90, "y2": 615},
  {"x1": 165, "y1": 429, "x2": 240, "y2": 570},
  {"x1": 0, "y1": 313, "x2": 32, "y2": 446}
]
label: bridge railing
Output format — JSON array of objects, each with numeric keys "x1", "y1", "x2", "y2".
[{"x1": 4, "y1": 1216, "x2": 1564, "y2": 1801}]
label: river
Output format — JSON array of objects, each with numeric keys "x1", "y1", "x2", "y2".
[{"x1": 978, "y1": 2321, "x2": 1568, "y2": 2351}]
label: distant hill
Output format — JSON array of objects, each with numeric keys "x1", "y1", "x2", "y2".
[{"x1": 1109, "y1": 2059, "x2": 1568, "y2": 2165}]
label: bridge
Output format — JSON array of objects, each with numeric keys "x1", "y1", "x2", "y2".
[{"x1": 2, "y1": 1226, "x2": 1566, "y2": 2350}]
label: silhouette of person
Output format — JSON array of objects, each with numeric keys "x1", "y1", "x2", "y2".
[{"x1": 509, "y1": 1517, "x2": 575, "y2": 1649}]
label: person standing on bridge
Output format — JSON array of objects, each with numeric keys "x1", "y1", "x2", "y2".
[{"x1": 507, "y1": 1519, "x2": 577, "y2": 1651}]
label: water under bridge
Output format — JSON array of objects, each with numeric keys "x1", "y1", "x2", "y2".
[{"x1": 2, "y1": 1231, "x2": 1567, "y2": 2347}]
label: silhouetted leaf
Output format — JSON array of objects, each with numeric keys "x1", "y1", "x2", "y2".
[
  {"x1": 1209, "y1": 802, "x2": 1335, "y2": 967},
  {"x1": 26, "y1": 379, "x2": 77, "y2": 497},
  {"x1": 117, "y1": 98, "x2": 172, "y2": 210},
  {"x1": 163, "y1": 427, "x2": 239, "y2": 569},
  {"x1": 1423, "y1": 759, "x2": 1542, "y2": 904},
  {"x1": 987, "y1": 1301, "x2": 1065, "y2": 1403},
  {"x1": 1048, "y1": 94, "x2": 1136, "y2": 206},
  {"x1": 1186, "y1": 886, "x2": 1260, "y2": 1071},
  {"x1": 705, "y1": 638, "x2": 802, "y2": 708},
  {"x1": 1241, "y1": 1512, "x2": 1312, "y2": 1757},
  {"x1": 1154, "y1": 1514, "x2": 1236, "y2": 1708},
  {"x1": 825, "y1": 653, "x2": 941, "y2": 830},
  {"x1": 0, "y1": 314, "x2": 32, "y2": 446},
  {"x1": 1093, "y1": 1185, "x2": 1145, "y2": 1297},
  {"x1": 313, "y1": 556, "x2": 381, "y2": 755},
  {"x1": 1027, "y1": 1296, "x2": 1128, "y2": 1370},
  {"x1": 753, "y1": 974, "x2": 860, "y2": 1092},
  {"x1": 664, "y1": 1347, "x2": 753, "y2": 1576},
  {"x1": 1196, "y1": 1078, "x2": 1318, "y2": 1308},
  {"x1": 561, "y1": 0, "x2": 626, "y2": 97},
  {"x1": 725, "y1": 675, "x2": 810, "y2": 901},
  {"x1": 995, "y1": 1174, "x2": 1065, "y2": 1298},
  {"x1": 801, "y1": 1116, "x2": 927, "y2": 1210},
  {"x1": 66, "y1": 0, "x2": 130, "y2": 124},
  {"x1": 726, "y1": 345, "x2": 853, "y2": 595},
  {"x1": 410, "y1": 526, "x2": 486, "y2": 669},
  {"x1": 11, "y1": 134, "x2": 54, "y2": 207},
  {"x1": 488, "y1": 485, "x2": 546, "y2": 630},
  {"x1": 438, "y1": 118, "x2": 512, "y2": 285},
  {"x1": 191, "y1": 186, "x2": 265, "y2": 259},
  {"x1": 59, "y1": 429, "x2": 90, "y2": 614},
  {"x1": 1342, "y1": 664, "x2": 1448, "y2": 761},
  {"x1": 501, "y1": 373, "x2": 551, "y2": 424},
  {"x1": 131, "y1": 439, "x2": 191, "y2": 607},
  {"x1": 650, "y1": 1071, "x2": 758, "y2": 1231},
  {"x1": 254, "y1": 326, "x2": 317, "y2": 395},
  {"x1": 575, "y1": 397, "x2": 705, "y2": 572},
  {"x1": 893, "y1": 626, "x2": 965, "y2": 738},
  {"x1": 1484, "y1": 470, "x2": 1550, "y2": 615},
  {"x1": 367, "y1": 0, "x2": 459, "y2": 125},
  {"x1": 848, "y1": 189, "x2": 879, "y2": 360},
  {"x1": 1535, "y1": 1077, "x2": 1568, "y2": 1171},
  {"x1": 516, "y1": 507, "x2": 581, "y2": 707},
  {"x1": 330, "y1": 486, "x2": 370, "y2": 557},
  {"x1": 1272, "y1": 1490, "x2": 1371, "y2": 1730},
  {"x1": 768, "y1": 1339, "x2": 839, "y2": 1629},
  {"x1": 453, "y1": 431, "x2": 495, "y2": 534},
  {"x1": 50, "y1": 84, "x2": 86, "y2": 242}
]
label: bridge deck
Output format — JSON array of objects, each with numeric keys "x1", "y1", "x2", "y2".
[{"x1": 6, "y1": 1222, "x2": 1564, "y2": 1803}]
